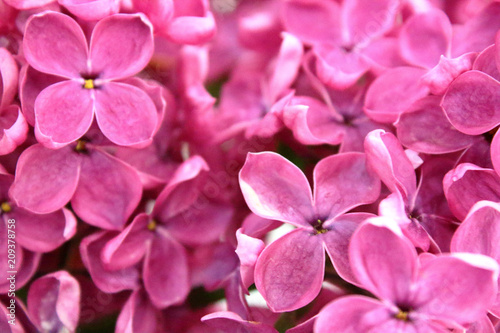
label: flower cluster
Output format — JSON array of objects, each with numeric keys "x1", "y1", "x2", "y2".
[{"x1": 1, "y1": 0, "x2": 500, "y2": 332}]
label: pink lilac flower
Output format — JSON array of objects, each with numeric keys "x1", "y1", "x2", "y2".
[
  {"x1": 9, "y1": 138, "x2": 143, "y2": 230},
  {"x1": 314, "y1": 217, "x2": 499, "y2": 332},
  {"x1": 365, "y1": 130, "x2": 458, "y2": 251},
  {"x1": 239, "y1": 151, "x2": 380, "y2": 312},
  {"x1": 23, "y1": 11, "x2": 158, "y2": 148}
]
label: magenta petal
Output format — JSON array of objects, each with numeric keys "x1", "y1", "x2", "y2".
[
  {"x1": 398, "y1": 9, "x2": 452, "y2": 69},
  {"x1": 131, "y1": 0, "x2": 174, "y2": 32},
  {"x1": 315, "y1": 296, "x2": 394, "y2": 332},
  {"x1": 443, "y1": 163, "x2": 500, "y2": 221},
  {"x1": 364, "y1": 66, "x2": 429, "y2": 123},
  {"x1": 396, "y1": 96, "x2": 475, "y2": 154},
  {"x1": 27, "y1": 271, "x2": 80, "y2": 333},
  {"x1": 413, "y1": 254, "x2": 498, "y2": 325},
  {"x1": 72, "y1": 149, "x2": 142, "y2": 230},
  {"x1": 322, "y1": 213, "x2": 375, "y2": 285},
  {"x1": 59, "y1": 0, "x2": 120, "y2": 21},
  {"x1": 35, "y1": 81, "x2": 94, "y2": 149},
  {"x1": 350, "y1": 218, "x2": 416, "y2": 303},
  {"x1": 10, "y1": 144, "x2": 81, "y2": 214},
  {"x1": 441, "y1": 70, "x2": 500, "y2": 135},
  {"x1": 166, "y1": 13, "x2": 216, "y2": 45},
  {"x1": 202, "y1": 311, "x2": 278, "y2": 333},
  {"x1": 281, "y1": 0, "x2": 341, "y2": 45},
  {"x1": 23, "y1": 11, "x2": 87, "y2": 78},
  {"x1": 255, "y1": 228, "x2": 324, "y2": 312},
  {"x1": 239, "y1": 152, "x2": 315, "y2": 227},
  {"x1": 235, "y1": 229, "x2": 265, "y2": 290},
  {"x1": 101, "y1": 213, "x2": 151, "y2": 270},
  {"x1": 0, "y1": 48, "x2": 18, "y2": 108},
  {"x1": 450, "y1": 201, "x2": 500, "y2": 316},
  {"x1": 3, "y1": 0, "x2": 54, "y2": 9},
  {"x1": 364, "y1": 130, "x2": 417, "y2": 201},
  {"x1": 80, "y1": 231, "x2": 140, "y2": 293},
  {"x1": 143, "y1": 234, "x2": 189, "y2": 308},
  {"x1": 115, "y1": 289, "x2": 157, "y2": 333},
  {"x1": 342, "y1": 0, "x2": 399, "y2": 46},
  {"x1": 89, "y1": 13, "x2": 153, "y2": 80},
  {"x1": 474, "y1": 45, "x2": 500, "y2": 82},
  {"x1": 0, "y1": 105, "x2": 29, "y2": 156},
  {"x1": 94, "y1": 82, "x2": 157, "y2": 147},
  {"x1": 492, "y1": 132, "x2": 500, "y2": 177},
  {"x1": 14, "y1": 207, "x2": 76, "y2": 253},
  {"x1": 314, "y1": 153, "x2": 380, "y2": 219}
]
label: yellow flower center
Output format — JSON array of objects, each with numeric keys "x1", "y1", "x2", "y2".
[
  {"x1": 147, "y1": 220, "x2": 157, "y2": 231},
  {"x1": 395, "y1": 310, "x2": 409, "y2": 321},
  {"x1": 1, "y1": 202, "x2": 12, "y2": 213},
  {"x1": 75, "y1": 140, "x2": 87, "y2": 152},
  {"x1": 83, "y1": 79, "x2": 95, "y2": 89}
]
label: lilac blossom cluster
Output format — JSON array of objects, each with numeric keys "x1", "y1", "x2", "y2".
[{"x1": 0, "y1": 0, "x2": 500, "y2": 332}]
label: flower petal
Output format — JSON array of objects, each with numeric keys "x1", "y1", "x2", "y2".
[
  {"x1": 72, "y1": 148, "x2": 142, "y2": 230},
  {"x1": 143, "y1": 234, "x2": 190, "y2": 308},
  {"x1": 59, "y1": 0, "x2": 120, "y2": 21},
  {"x1": 89, "y1": 13, "x2": 153, "y2": 80},
  {"x1": 202, "y1": 311, "x2": 278, "y2": 333},
  {"x1": 166, "y1": 13, "x2": 216, "y2": 45},
  {"x1": 239, "y1": 152, "x2": 315, "y2": 227},
  {"x1": 23, "y1": 11, "x2": 87, "y2": 78},
  {"x1": 115, "y1": 289, "x2": 157, "y2": 333},
  {"x1": 398, "y1": 9, "x2": 451, "y2": 69},
  {"x1": 314, "y1": 152, "x2": 380, "y2": 219},
  {"x1": 94, "y1": 82, "x2": 158, "y2": 147},
  {"x1": 350, "y1": 217, "x2": 416, "y2": 303},
  {"x1": 413, "y1": 253, "x2": 498, "y2": 325},
  {"x1": 35, "y1": 80, "x2": 94, "y2": 149},
  {"x1": 9, "y1": 144, "x2": 81, "y2": 214},
  {"x1": 255, "y1": 228, "x2": 324, "y2": 312},
  {"x1": 0, "y1": 105, "x2": 29, "y2": 156},
  {"x1": 441, "y1": 70, "x2": 500, "y2": 135}
]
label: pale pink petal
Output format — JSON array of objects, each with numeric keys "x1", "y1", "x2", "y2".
[
  {"x1": 202, "y1": 311, "x2": 278, "y2": 333},
  {"x1": 492, "y1": 132, "x2": 500, "y2": 177},
  {"x1": 89, "y1": 13, "x2": 154, "y2": 80},
  {"x1": 265, "y1": 32, "x2": 303, "y2": 104},
  {"x1": 473, "y1": 45, "x2": 500, "y2": 81},
  {"x1": 3, "y1": 0, "x2": 54, "y2": 9},
  {"x1": 413, "y1": 253, "x2": 498, "y2": 325},
  {"x1": 59, "y1": 0, "x2": 120, "y2": 21},
  {"x1": 322, "y1": 213, "x2": 375, "y2": 285},
  {"x1": 115, "y1": 289, "x2": 157, "y2": 333},
  {"x1": 364, "y1": 130, "x2": 417, "y2": 202},
  {"x1": 282, "y1": 102, "x2": 329, "y2": 145},
  {"x1": 239, "y1": 152, "x2": 315, "y2": 227},
  {"x1": 441, "y1": 70, "x2": 500, "y2": 135},
  {"x1": 94, "y1": 82, "x2": 157, "y2": 147},
  {"x1": 443, "y1": 163, "x2": 500, "y2": 221},
  {"x1": 131, "y1": 0, "x2": 174, "y2": 31},
  {"x1": 281, "y1": 0, "x2": 341, "y2": 45},
  {"x1": 9, "y1": 144, "x2": 81, "y2": 214},
  {"x1": 0, "y1": 48, "x2": 18, "y2": 108},
  {"x1": 350, "y1": 217, "x2": 416, "y2": 303},
  {"x1": 398, "y1": 9, "x2": 451, "y2": 69},
  {"x1": 0, "y1": 105, "x2": 29, "y2": 156},
  {"x1": 23, "y1": 11, "x2": 87, "y2": 78},
  {"x1": 342, "y1": 0, "x2": 399, "y2": 46},
  {"x1": 315, "y1": 296, "x2": 395, "y2": 333},
  {"x1": 255, "y1": 228, "x2": 324, "y2": 312},
  {"x1": 235, "y1": 229, "x2": 265, "y2": 291},
  {"x1": 72, "y1": 148, "x2": 142, "y2": 230},
  {"x1": 450, "y1": 201, "x2": 500, "y2": 317},
  {"x1": 314, "y1": 152, "x2": 380, "y2": 219},
  {"x1": 364, "y1": 67, "x2": 429, "y2": 123},
  {"x1": 80, "y1": 231, "x2": 140, "y2": 293},
  {"x1": 396, "y1": 96, "x2": 476, "y2": 154},
  {"x1": 34, "y1": 81, "x2": 94, "y2": 149},
  {"x1": 143, "y1": 234, "x2": 189, "y2": 308},
  {"x1": 166, "y1": 12, "x2": 216, "y2": 45},
  {"x1": 421, "y1": 52, "x2": 476, "y2": 95},
  {"x1": 314, "y1": 46, "x2": 371, "y2": 90},
  {"x1": 27, "y1": 271, "x2": 80, "y2": 333}
]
